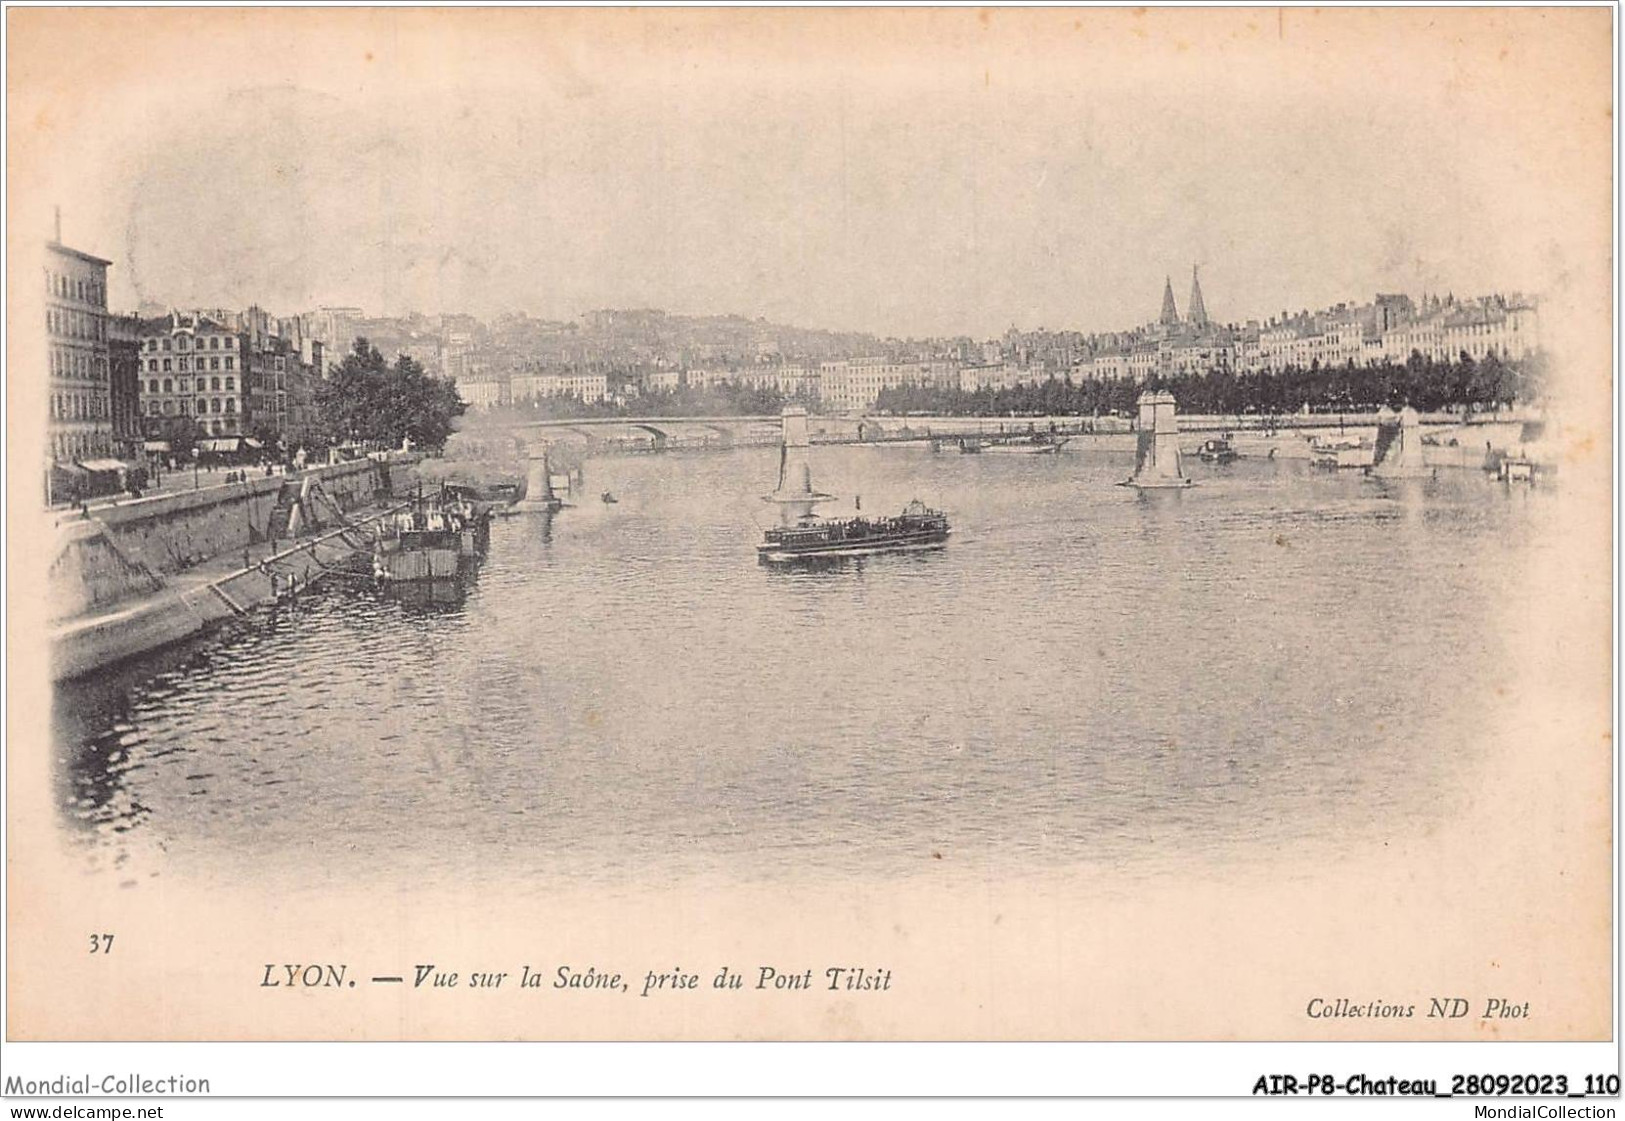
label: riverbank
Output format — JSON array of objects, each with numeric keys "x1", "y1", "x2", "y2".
[
  {"x1": 50, "y1": 510, "x2": 404, "y2": 681},
  {"x1": 48, "y1": 452, "x2": 421, "y2": 681},
  {"x1": 1002, "y1": 425, "x2": 1524, "y2": 471}
]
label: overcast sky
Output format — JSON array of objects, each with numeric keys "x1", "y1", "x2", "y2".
[{"x1": 12, "y1": 8, "x2": 1611, "y2": 339}]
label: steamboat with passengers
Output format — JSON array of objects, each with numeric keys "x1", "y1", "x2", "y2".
[
  {"x1": 759, "y1": 405, "x2": 950, "y2": 564},
  {"x1": 758, "y1": 500, "x2": 950, "y2": 564}
]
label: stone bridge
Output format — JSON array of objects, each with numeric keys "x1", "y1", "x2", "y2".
[
  {"x1": 452, "y1": 409, "x2": 1530, "y2": 460},
  {"x1": 469, "y1": 414, "x2": 1006, "y2": 454},
  {"x1": 483, "y1": 414, "x2": 888, "y2": 454}
]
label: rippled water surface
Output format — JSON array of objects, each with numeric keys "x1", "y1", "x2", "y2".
[{"x1": 55, "y1": 445, "x2": 1553, "y2": 892}]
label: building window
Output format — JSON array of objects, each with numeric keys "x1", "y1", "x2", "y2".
[
  {"x1": 210, "y1": 377, "x2": 220, "y2": 391},
  {"x1": 224, "y1": 376, "x2": 235, "y2": 391},
  {"x1": 211, "y1": 398, "x2": 221, "y2": 414},
  {"x1": 224, "y1": 399, "x2": 236, "y2": 414},
  {"x1": 224, "y1": 357, "x2": 234, "y2": 370},
  {"x1": 147, "y1": 359, "x2": 158, "y2": 372},
  {"x1": 177, "y1": 335, "x2": 188, "y2": 350},
  {"x1": 210, "y1": 337, "x2": 220, "y2": 350},
  {"x1": 149, "y1": 401, "x2": 161, "y2": 416},
  {"x1": 178, "y1": 358, "x2": 189, "y2": 372},
  {"x1": 162, "y1": 338, "x2": 171, "y2": 352},
  {"x1": 162, "y1": 359, "x2": 172, "y2": 372},
  {"x1": 196, "y1": 398, "x2": 207, "y2": 414},
  {"x1": 162, "y1": 400, "x2": 174, "y2": 416},
  {"x1": 224, "y1": 337, "x2": 235, "y2": 350},
  {"x1": 163, "y1": 378, "x2": 173, "y2": 393},
  {"x1": 210, "y1": 358, "x2": 220, "y2": 371},
  {"x1": 147, "y1": 379, "x2": 158, "y2": 394},
  {"x1": 178, "y1": 380, "x2": 189, "y2": 393}
]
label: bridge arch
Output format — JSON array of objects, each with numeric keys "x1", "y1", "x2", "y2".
[{"x1": 696, "y1": 423, "x2": 735, "y2": 446}]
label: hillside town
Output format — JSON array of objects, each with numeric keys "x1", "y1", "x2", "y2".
[
  {"x1": 45, "y1": 217, "x2": 1543, "y2": 501},
  {"x1": 449, "y1": 268, "x2": 1541, "y2": 415}
]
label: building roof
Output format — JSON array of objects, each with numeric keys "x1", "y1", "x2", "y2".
[
  {"x1": 46, "y1": 240, "x2": 112, "y2": 268},
  {"x1": 138, "y1": 313, "x2": 233, "y2": 336}
]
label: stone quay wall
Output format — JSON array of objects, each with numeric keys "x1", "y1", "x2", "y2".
[{"x1": 50, "y1": 454, "x2": 421, "y2": 623}]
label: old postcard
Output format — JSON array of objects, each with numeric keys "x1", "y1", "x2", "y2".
[{"x1": 4, "y1": 5, "x2": 1614, "y2": 1062}]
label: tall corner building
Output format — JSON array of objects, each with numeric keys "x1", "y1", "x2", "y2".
[{"x1": 45, "y1": 236, "x2": 114, "y2": 462}]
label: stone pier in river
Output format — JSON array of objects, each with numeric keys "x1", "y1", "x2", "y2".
[
  {"x1": 1123, "y1": 389, "x2": 1192, "y2": 488},
  {"x1": 513, "y1": 445, "x2": 562, "y2": 512},
  {"x1": 1368, "y1": 405, "x2": 1434, "y2": 479},
  {"x1": 764, "y1": 406, "x2": 832, "y2": 523}
]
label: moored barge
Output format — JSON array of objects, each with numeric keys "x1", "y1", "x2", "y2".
[{"x1": 373, "y1": 489, "x2": 491, "y2": 582}]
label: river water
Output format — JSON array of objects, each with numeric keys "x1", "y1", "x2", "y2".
[{"x1": 54, "y1": 442, "x2": 1554, "y2": 895}]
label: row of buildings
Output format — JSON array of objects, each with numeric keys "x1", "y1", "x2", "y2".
[
  {"x1": 449, "y1": 274, "x2": 1542, "y2": 416},
  {"x1": 47, "y1": 231, "x2": 1545, "y2": 477},
  {"x1": 134, "y1": 307, "x2": 325, "y2": 451},
  {"x1": 1068, "y1": 270, "x2": 1540, "y2": 386},
  {"x1": 45, "y1": 230, "x2": 326, "y2": 480},
  {"x1": 277, "y1": 305, "x2": 897, "y2": 390}
]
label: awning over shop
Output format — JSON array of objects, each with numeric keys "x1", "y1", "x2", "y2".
[
  {"x1": 78, "y1": 459, "x2": 130, "y2": 473},
  {"x1": 142, "y1": 441, "x2": 172, "y2": 453},
  {"x1": 243, "y1": 437, "x2": 265, "y2": 449},
  {"x1": 200, "y1": 438, "x2": 245, "y2": 453}
]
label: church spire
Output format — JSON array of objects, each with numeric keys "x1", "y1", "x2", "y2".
[
  {"x1": 1188, "y1": 265, "x2": 1208, "y2": 327},
  {"x1": 1159, "y1": 276, "x2": 1180, "y2": 327}
]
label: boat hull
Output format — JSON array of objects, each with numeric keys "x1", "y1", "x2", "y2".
[
  {"x1": 1364, "y1": 464, "x2": 1435, "y2": 480},
  {"x1": 758, "y1": 529, "x2": 950, "y2": 564},
  {"x1": 374, "y1": 546, "x2": 463, "y2": 582},
  {"x1": 1310, "y1": 444, "x2": 1372, "y2": 470},
  {"x1": 981, "y1": 439, "x2": 1069, "y2": 454},
  {"x1": 1117, "y1": 477, "x2": 1194, "y2": 489}
]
